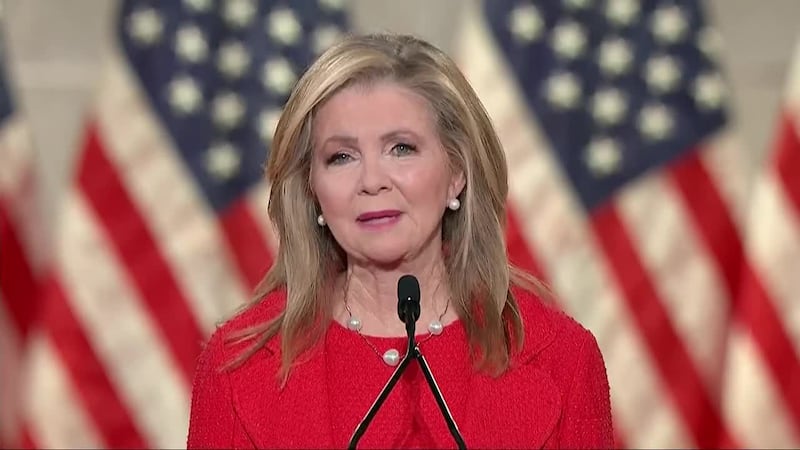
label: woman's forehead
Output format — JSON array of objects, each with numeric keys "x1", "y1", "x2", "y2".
[{"x1": 312, "y1": 81, "x2": 438, "y2": 139}]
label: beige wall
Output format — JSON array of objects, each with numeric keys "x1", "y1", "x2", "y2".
[{"x1": 3, "y1": 0, "x2": 799, "y2": 231}]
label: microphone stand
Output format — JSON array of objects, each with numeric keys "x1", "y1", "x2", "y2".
[{"x1": 347, "y1": 303, "x2": 467, "y2": 450}]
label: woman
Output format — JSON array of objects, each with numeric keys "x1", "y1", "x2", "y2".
[{"x1": 187, "y1": 33, "x2": 613, "y2": 449}]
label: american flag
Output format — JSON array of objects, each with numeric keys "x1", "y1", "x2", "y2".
[
  {"x1": 728, "y1": 37, "x2": 800, "y2": 446},
  {"x1": 8, "y1": 0, "x2": 800, "y2": 448},
  {"x1": 0, "y1": 17, "x2": 43, "y2": 449},
  {"x1": 15, "y1": 0, "x2": 348, "y2": 447},
  {"x1": 456, "y1": 0, "x2": 799, "y2": 447}
]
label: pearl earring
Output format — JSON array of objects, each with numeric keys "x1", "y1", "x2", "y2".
[
  {"x1": 447, "y1": 198, "x2": 461, "y2": 211},
  {"x1": 317, "y1": 214, "x2": 326, "y2": 226}
]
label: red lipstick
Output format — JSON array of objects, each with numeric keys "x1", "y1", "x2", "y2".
[{"x1": 357, "y1": 210, "x2": 402, "y2": 221}]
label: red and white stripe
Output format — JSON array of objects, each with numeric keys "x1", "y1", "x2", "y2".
[
  {"x1": 23, "y1": 335, "x2": 103, "y2": 448},
  {"x1": 93, "y1": 54, "x2": 254, "y2": 331},
  {"x1": 456, "y1": 8, "x2": 692, "y2": 446},
  {"x1": 19, "y1": 51, "x2": 278, "y2": 448},
  {"x1": 456, "y1": 4, "x2": 800, "y2": 448},
  {"x1": 0, "y1": 111, "x2": 41, "y2": 448},
  {"x1": 722, "y1": 39, "x2": 800, "y2": 447},
  {"x1": 0, "y1": 297, "x2": 22, "y2": 446},
  {"x1": 723, "y1": 326, "x2": 797, "y2": 446}
]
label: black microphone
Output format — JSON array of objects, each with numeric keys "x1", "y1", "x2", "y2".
[
  {"x1": 397, "y1": 274, "x2": 421, "y2": 339},
  {"x1": 348, "y1": 275, "x2": 467, "y2": 449}
]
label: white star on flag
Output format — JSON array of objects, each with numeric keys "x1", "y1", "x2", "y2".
[
  {"x1": 183, "y1": 0, "x2": 211, "y2": 13},
  {"x1": 127, "y1": 8, "x2": 164, "y2": 46},
  {"x1": 257, "y1": 109, "x2": 282, "y2": 143},
  {"x1": 638, "y1": 103, "x2": 674, "y2": 140},
  {"x1": 211, "y1": 92, "x2": 246, "y2": 130},
  {"x1": 598, "y1": 38, "x2": 634, "y2": 77},
  {"x1": 551, "y1": 21, "x2": 587, "y2": 60},
  {"x1": 585, "y1": 137, "x2": 623, "y2": 176},
  {"x1": 267, "y1": 8, "x2": 302, "y2": 46},
  {"x1": 592, "y1": 88, "x2": 628, "y2": 126},
  {"x1": 693, "y1": 72, "x2": 726, "y2": 110},
  {"x1": 205, "y1": 142, "x2": 242, "y2": 181},
  {"x1": 168, "y1": 76, "x2": 203, "y2": 115},
  {"x1": 217, "y1": 41, "x2": 251, "y2": 79},
  {"x1": 545, "y1": 72, "x2": 582, "y2": 109},
  {"x1": 175, "y1": 25, "x2": 208, "y2": 64},
  {"x1": 223, "y1": 0, "x2": 256, "y2": 29},
  {"x1": 312, "y1": 26, "x2": 343, "y2": 55},
  {"x1": 509, "y1": 4, "x2": 544, "y2": 43},
  {"x1": 651, "y1": 5, "x2": 689, "y2": 44},
  {"x1": 606, "y1": 0, "x2": 640, "y2": 27},
  {"x1": 262, "y1": 58, "x2": 297, "y2": 95},
  {"x1": 646, "y1": 55, "x2": 682, "y2": 94}
]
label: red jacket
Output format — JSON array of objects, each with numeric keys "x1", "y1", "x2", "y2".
[{"x1": 187, "y1": 288, "x2": 614, "y2": 448}]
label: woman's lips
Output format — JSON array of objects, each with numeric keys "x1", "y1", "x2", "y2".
[
  {"x1": 357, "y1": 210, "x2": 402, "y2": 221},
  {"x1": 356, "y1": 210, "x2": 402, "y2": 229}
]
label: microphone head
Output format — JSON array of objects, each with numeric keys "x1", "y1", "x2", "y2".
[{"x1": 397, "y1": 274, "x2": 421, "y2": 324}]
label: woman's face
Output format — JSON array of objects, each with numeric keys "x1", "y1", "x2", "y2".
[{"x1": 310, "y1": 81, "x2": 464, "y2": 267}]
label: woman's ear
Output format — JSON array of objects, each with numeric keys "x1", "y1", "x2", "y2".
[{"x1": 449, "y1": 169, "x2": 466, "y2": 200}]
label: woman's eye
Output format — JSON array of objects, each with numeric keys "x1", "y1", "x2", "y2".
[
  {"x1": 392, "y1": 143, "x2": 417, "y2": 156},
  {"x1": 326, "y1": 152, "x2": 352, "y2": 165}
]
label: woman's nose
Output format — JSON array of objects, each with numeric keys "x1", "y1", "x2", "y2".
[{"x1": 358, "y1": 153, "x2": 391, "y2": 195}]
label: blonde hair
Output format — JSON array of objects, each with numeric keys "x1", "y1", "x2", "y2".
[{"x1": 227, "y1": 33, "x2": 546, "y2": 380}]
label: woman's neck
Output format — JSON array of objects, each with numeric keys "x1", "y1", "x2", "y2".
[{"x1": 333, "y1": 254, "x2": 456, "y2": 337}]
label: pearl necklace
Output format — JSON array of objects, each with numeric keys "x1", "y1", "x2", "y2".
[{"x1": 344, "y1": 300, "x2": 449, "y2": 366}]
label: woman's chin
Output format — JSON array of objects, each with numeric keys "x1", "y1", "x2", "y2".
[{"x1": 355, "y1": 248, "x2": 411, "y2": 267}]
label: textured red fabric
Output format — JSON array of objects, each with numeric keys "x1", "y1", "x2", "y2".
[{"x1": 187, "y1": 288, "x2": 614, "y2": 449}]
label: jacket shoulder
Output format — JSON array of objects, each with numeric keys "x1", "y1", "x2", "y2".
[
  {"x1": 200, "y1": 289, "x2": 287, "y2": 365},
  {"x1": 511, "y1": 286, "x2": 599, "y2": 360},
  {"x1": 217, "y1": 289, "x2": 286, "y2": 335}
]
